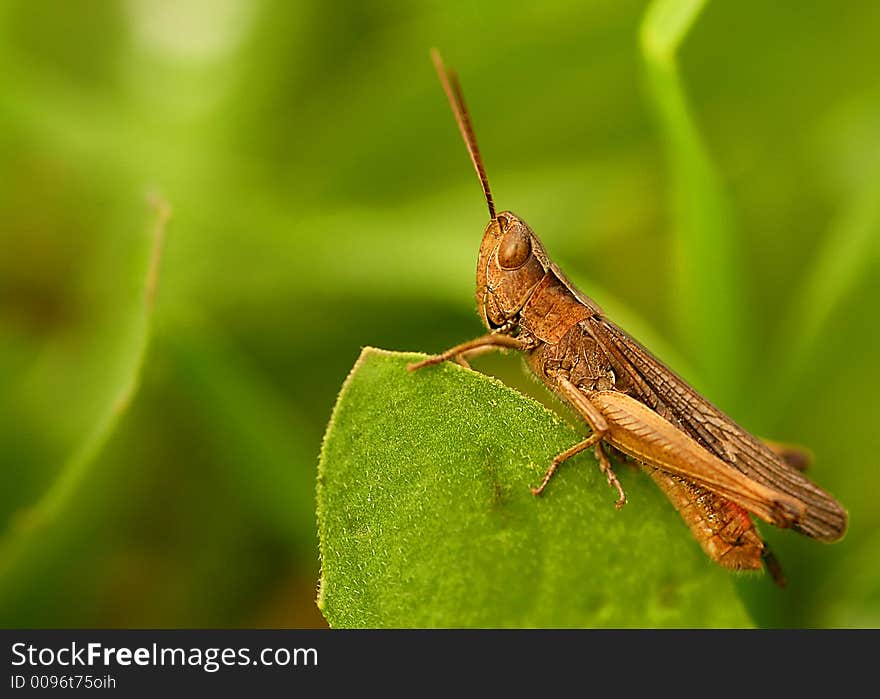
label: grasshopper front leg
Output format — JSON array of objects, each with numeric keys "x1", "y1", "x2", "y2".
[{"x1": 407, "y1": 332, "x2": 528, "y2": 371}]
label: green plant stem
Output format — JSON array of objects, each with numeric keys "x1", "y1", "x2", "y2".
[{"x1": 640, "y1": 0, "x2": 746, "y2": 406}]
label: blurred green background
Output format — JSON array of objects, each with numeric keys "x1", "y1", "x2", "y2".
[{"x1": 1, "y1": 0, "x2": 878, "y2": 628}]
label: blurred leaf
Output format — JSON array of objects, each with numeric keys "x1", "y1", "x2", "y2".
[
  {"x1": 163, "y1": 313, "x2": 317, "y2": 552},
  {"x1": 317, "y1": 348, "x2": 754, "y2": 628},
  {"x1": 640, "y1": 0, "x2": 746, "y2": 405},
  {"x1": 641, "y1": 0, "x2": 708, "y2": 56},
  {"x1": 765, "y1": 163, "x2": 880, "y2": 417},
  {"x1": 0, "y1": 198, "x2": 170, "y2": 576}
]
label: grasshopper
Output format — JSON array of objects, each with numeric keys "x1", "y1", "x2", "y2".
[{"x1": 409, "y1": 51, "x2": 847, "y2": 586}]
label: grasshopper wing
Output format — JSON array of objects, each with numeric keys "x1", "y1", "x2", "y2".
[{"x1": 586, "y1": 316, "x2": 847, "y2": 542}]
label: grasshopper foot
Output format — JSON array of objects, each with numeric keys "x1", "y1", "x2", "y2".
[
  {"x1": 408, "y1": 352, "x2": 471, "y2": 371},
  {"x1": 530, "y1": 462, "x2": 558, "y2": 496},
  {"x1": 408, "y1": 355, "x2": 446, "y2": 371}
]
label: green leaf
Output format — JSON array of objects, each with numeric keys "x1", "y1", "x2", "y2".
[{"x1": 317, "y1": 348, "x2": 755, "y2": 628}]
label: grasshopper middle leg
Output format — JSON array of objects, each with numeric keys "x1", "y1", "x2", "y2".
[
  {"x1": 531, "y1": 432, "x2": 603, "y2": 496},
  {"x1": 531, "y1": 375, "x2": 626, "y2": 508},
  {"x1": 594, "y1": 441, "x2": 627, "y2": 509}
]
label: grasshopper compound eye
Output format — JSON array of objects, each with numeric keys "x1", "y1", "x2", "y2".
[{"x1": 497, "y1": 222, "x2": 532, "y2": 270}]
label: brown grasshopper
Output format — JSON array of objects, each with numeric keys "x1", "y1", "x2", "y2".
[{"x1": 409, "y1": 50, "x2": 847, "y2": 586}]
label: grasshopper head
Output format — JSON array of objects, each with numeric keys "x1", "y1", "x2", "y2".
[{"x1": 477, "y1": 211, "x2": 546, "y2": 330}]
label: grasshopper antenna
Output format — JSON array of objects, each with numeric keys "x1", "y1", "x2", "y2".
[{"x1": 431, "y1": 49, "x2": 496, "y2": 221}]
